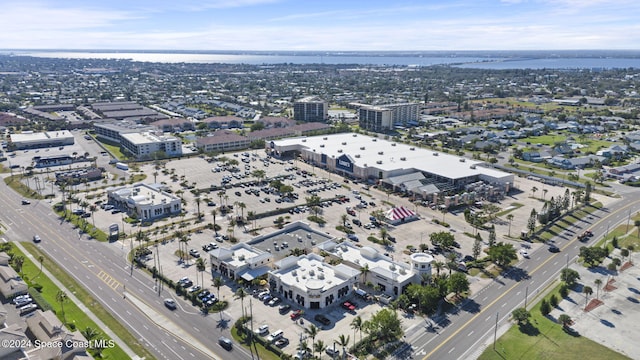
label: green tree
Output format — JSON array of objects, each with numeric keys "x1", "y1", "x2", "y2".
[
  {"x1": 584, "y1": 182, "x2": 592, "y2": 203},
  {"x1": 527, "y1": 209, "x2": 537, "y2": 235},
  {"x1": 558, "y1": 314, "x2": 572, "y2": 328},
  {"x1": 560, "y1": 268, "x2": 580, "y2": 287},
  {"x1": 488, "y1": 227, "x2": 496, "y2": 248},
  {"x1": 512, "y1": 307, "x2": 531, "y2": 325},
  {"x1": 305, "y1": 324, "x2": 319, "y2": 358},
  {"x1": 472, "y1": 236, "x2": 482, "y2": 260},
  {"x1": 487, "y1": 242, "x2": 517, "y2": 268},
  {"x1": 448, "y1": 272, "x2": 470, "y2": 295},
  {"x1": 350, "y1": 315, "x2": 363, "y2": 344},
  {"x1": 583, "y1": 286, "x2": 593, "y2": 306},
  {"x1": 56, "y1": 290, "x2": 68, "y2": 324},
  {"x1": 550, "y1": 294, "x2": 559, "y2": 307},
  {"x1": 363, "y1": 308, "x2": 403, "y2": 341},
  {"x1": 506, "y1": 213, "x2": 514, "y2": 237},
  {"x1": 594, "y1": 278, "x2": 603, "y2": 300},
  {"x1": 195, "y1": 257, "x2": 206, "y2": 288},
  {"x1": 360, "y1": 264, "x2": 370, "y2": 284},
  {"x1": 337, "y1": 334, "x2": 350, "y2": 359},
  {"x1": 540, "y1": 299, "x2": 551, "y2": 316},
  {"x1": 234, "y1": 288, "x2": 248, "y2": 321},
  {"x1": 12, "y1": 255, "x2": 25, "y2": 276},
  {"x1": 430, "y1": 231, "x2": 456, "y2": 252},
  {"x1": 314, "y1": 340, "x2": 327, "y2": 359}
]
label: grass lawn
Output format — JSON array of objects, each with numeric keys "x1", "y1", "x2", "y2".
[
  {"x1": 536, "y1": 204, "x2": 601, "y2": 242},
  {"x1": 99, "y1": 141, "x2": 127, "y2": 160},
  {"x1": 231, "y1": 326, "x2": 281, "y2": 360},
  {"x1": 478, "y1": 283, "x2": 630, "y2": 360},
  {"x1": 20, "y1": 243, "x2": 155, "y2": 360}
]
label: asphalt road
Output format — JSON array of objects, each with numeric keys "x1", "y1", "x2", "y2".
[
  {"x1": 401, "y1": 194, "x2": 640, "y2": 360},
  {"x1": 0, "y1": 179, "x2": 253, "y2": 360}
]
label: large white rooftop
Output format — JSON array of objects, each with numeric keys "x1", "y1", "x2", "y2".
[
  {"x1": 273, "y1": 133, "x2": 512, "y2": 182},
  {"x1": 271, "y1": 254, "x2": 358, "y2": 293},
  {"x1": 320, "y1": 241, "x2": 415, "y2": 283}
]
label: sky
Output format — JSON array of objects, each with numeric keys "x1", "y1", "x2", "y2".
[{"x1": 0, "y1": 0, "x2": 639, "y2": 51}]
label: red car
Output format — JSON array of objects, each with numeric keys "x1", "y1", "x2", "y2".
[
  {"x1": 290, "y1": 309, "x2": 304, "y2": 320},
  {"x1": 342, "y1": 301, "x2": 356, "y2": 311}
]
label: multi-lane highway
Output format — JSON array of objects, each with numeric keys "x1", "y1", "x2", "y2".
[
  {"x1": 405, "y1": 194, "x2": 640, "y2": 360},
  {"x1": 0, "y1": 178, "x2": 252, "y2": 360}
]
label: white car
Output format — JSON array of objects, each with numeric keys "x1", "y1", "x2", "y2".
[
  {"x1": 519, "y1": 249, "x2": 530, "y2": 258},
  {"x1": 255, "y1": 324, "x2": 269, "y2": 335}
]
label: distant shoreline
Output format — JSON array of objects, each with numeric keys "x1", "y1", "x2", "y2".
[{"x1": 2, "y1": 49, "x2": 640, "y2": 69}]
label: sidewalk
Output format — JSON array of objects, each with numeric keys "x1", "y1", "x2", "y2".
[{"x1": 13, "y1": 242, "x2": 141, "y2": 360}]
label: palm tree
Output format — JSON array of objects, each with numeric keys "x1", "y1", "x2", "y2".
[
  {"x1": 81, "y1": 326, "x2": 100, "y2": 341},
  {"x1": 635, "y1": 220, "x2": 640, "y2": 238},
  {"x1": 542, "y1": 189, "x2": 548, "y2": 201},
  {"x1": 314, "y1": 340, "x2": 327, "y2": 360},
  {"x1": 379, "y1": 227, "x2": 389, "y2": 243},
  {"x1": 35, "y1": 255, "x2": 45, "y2": 279},
  {"x1": 340, "y1": 214, "x2": 348, "y2": 227},
  {"x1": 433, "y1": 261, "x2": 444, "y2": 278},
  {"x1": 305, "y1": 324, "x2": 319, "y2": 358},
  {"x1": 531, "y1": 186, "x2": 538, "y2": 198},
  {"x1": 213, "y1": 276, "x2": 224, "y2": 319},
  {"x1": 337, "y1": 334, "x2": 350, "y2": 360},
  {"x1": 195, "y1": 196, "x2": 202, "y2": 220},
  {"x1": 12, "y1": 255, "x2": 25, "y2": 276},
  {"x1": 56, "y1": 290, "x2": 68, "y2": 324},
  {"x1": 238, "y1": 202, "x2": 246, "y2": 221},
  {"x1": 506, "y1": 214, "x2": 514, "y2": 237},
  {"x1": 360, "y1": 264, "x2": 370, "y2": 286},
  {"x1": 594, "y1": 278, "x2": 603, "y2": 300},
  {"x1": 350, "y1": 316, "x2": 363, "y2": 343},
  {"x1": 446, "y1": 252, "x2": 458, "y2": 275},
  {"x1": 583, "y1": 286, "x2": 593, "y2": 307},
  {"x1": 211, "y1": 209, "x2": 218, "y2": 233},
  {"x1": 234, "y1": 288, "x2": 248, "y2": 321},
  {"x1": 196, "y1": 257, "x2": 206, "y2": 288}
]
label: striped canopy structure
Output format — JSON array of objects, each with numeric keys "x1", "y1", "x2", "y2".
[{"x1": 385, "y1": 206, "x2": 417, "y2": 224}]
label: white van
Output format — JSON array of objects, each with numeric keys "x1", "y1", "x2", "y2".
[{"x1": 266, "y1": 329, "x2": 284, "y2": 343}]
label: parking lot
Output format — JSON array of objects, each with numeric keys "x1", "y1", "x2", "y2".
[{"x1": 12, "y1": 139, "x2": 618, "y2": 357}]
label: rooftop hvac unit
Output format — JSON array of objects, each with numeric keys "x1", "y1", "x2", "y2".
[
  {"x1": 410, "y1": 147, "x2": 415, "y2": 150},
  {"x1": 470, "y1": 165, "x2": 476, "y2": 169},
  {"x1": 338, "y1": 149, "x2": 343, "y2": 153},
  {"x1": 355, "y1": 154, "x2": 360, "y2": 158},
  {"x1": 459, "y1": 158, "x2": 466, "y2": 162},
  {"x1": 360, "y1": 147, "x2": 365, "y2": 150},
  {"x1": 433, "y1": 153, "x2": 439, "y2": 156},
  {"x1": 320, "y1": 144, "x2": 325, "y2": 147},
  {"x1": 400, "y1": 157, "x2": 406, "y2": 161},
  {"x1": 376, "y1": 160, "x2": 383, "y2": 164},
  {"x1": 292, "y1": 270, "x2": 297, "y2": 276},
  {"x1": 342, "y1": 142, "x2": 347, "y2": 145},
  {"x1": 378, "y1": 151, "x2": 384, "y2": 155},
  {"x1": 391, "y1": 143, "x2": 396, "y2": 146},
  {"x1": 302, "y1": 139, "x2": 306, "y2": 142},
  {"x1": 372, "y1": 138, "x2": 377, "y2": 142},
  {"x1": 318, "y1": 273, "x2": 325, "y2": 280},
  {"x1": 323, "y1": 137, "x2": 328, "y2": 140},
  {"x1": 352, "y1": 134, "x2": 357, "y2": 137}
]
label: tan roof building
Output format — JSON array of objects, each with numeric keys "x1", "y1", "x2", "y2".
[{"x1": 25, "y1": 310, "x2": 93, "y2": 360}]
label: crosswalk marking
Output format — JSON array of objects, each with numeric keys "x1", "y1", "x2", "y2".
[{"x1": 97, "y1": 270, "x2": 121, "y2": 290}]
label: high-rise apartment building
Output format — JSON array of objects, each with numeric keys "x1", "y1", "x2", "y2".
[{"x1": 293, "y1": 96, "x2": 328, "y2": 122}]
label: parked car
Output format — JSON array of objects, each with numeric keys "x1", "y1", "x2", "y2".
[
  {"x1": 33, "y1": 235, "x2": 41, "y2": 243},
  {"x1": 279, "y1": 304, "x2": 291, "y2": 314},
  {"x1": 21, "y1": 199, "x2": 31, "y2": 205},
  {"x1": 268, "y1": 297, "x2": 281, "y2": 306},
  {"x1": 326, "y1": 348, "x2": 340, "y2": 357},
  {"x1": 274, "y1": 337, "x2": 289, "y2": 348},
  {"x1": 290, "y1": 309, "x2": 303, "y2": 320},
  {"x1": 255, "y1": 324, "x2": 269, "y2": 335},
  {"x1": 189, "y1": 249, "x2": 200, "y2": 258},
  {"x1": 548, "y1": 245, "x2": 560, "y2": 253},
  {"x1": 314, "y1": 314, "x2": 331, "y2": 326}
]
